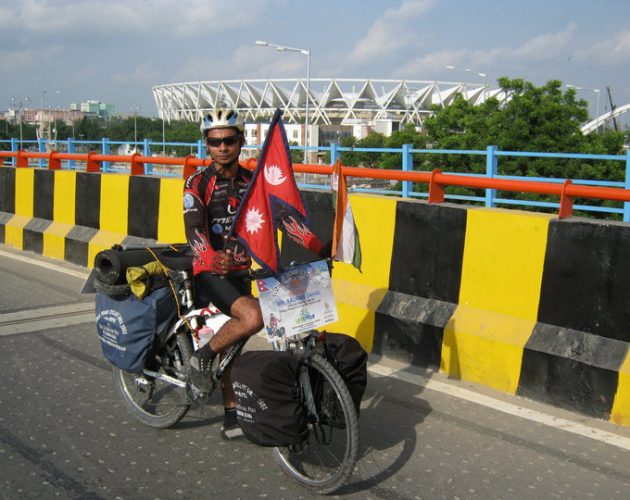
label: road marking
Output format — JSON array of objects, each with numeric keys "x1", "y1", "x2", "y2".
[
  {"x1": 0, "y1": 302, "x2": 95, "y2": 336},
  {"x1": 0, "y1": 249, "x2": 89, "y2": 280},
  {"x1": 369, "y1": 363, "x2": 630, "y2": 452}
]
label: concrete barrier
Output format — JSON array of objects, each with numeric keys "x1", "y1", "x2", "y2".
[{"x1": 0, "y1": 166, "x2": 628, "y2": 427}]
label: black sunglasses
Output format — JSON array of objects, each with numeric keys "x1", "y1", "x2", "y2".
[{"x1": 206, "y1": 135, "x2": 240, "y2": 147}]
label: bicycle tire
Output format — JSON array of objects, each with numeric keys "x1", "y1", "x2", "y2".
[
  {"x1": 273, "y1": 353, "x2": 359, "y2": 494},
  {"x1": 113, "y1": 331, "x2": 193, "y2": 428}
]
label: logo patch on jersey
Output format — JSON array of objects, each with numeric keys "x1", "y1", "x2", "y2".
[
  {"x1": 212, "y1": 223, "x2": 224, "y2": 234},
  {"x1": 184, "y1": 193, "x2": 195, "y2": 209},
  {"x1": 227, "y1": 196, "x2": 238, "y2": 215}
]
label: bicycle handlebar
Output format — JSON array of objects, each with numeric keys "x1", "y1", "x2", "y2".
[{"x1": 228, "y1": 258, "x2": 333, "y2": 281}]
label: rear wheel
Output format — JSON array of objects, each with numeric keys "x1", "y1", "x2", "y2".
[
  {"x1": 113, "y1": 331, "x2": 193, "y2": 428},
  {"x1": 273, "y1": 353, "x2": 359, "y2": 494}
]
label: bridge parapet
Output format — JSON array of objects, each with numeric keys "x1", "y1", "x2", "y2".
[{"x1": 0, "y1": 167, "x2": 628, "y2": 427}]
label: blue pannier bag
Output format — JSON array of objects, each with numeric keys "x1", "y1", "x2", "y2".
[{"x1": 95, "y1": 287, "x2": 177, "y2": 373}]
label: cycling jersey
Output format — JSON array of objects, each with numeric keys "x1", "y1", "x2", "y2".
[{"x1": 184, "y1": 164, "x2": 252, "y2": 275}]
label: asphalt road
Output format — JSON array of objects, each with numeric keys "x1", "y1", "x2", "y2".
[{"x1": 1, "y1": 245, "x2": 629, "y2": 500}]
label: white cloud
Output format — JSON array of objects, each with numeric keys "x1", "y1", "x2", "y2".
[
  {"x1": 111, "y1": 63, "x2": 161, "y2": 87},
  {"x1": 402, "y1": 23, "x2": 578, "y2": 78},
  {"x1": 8, "y1": 0, "x2": 270, "y2": 36},
  {"x1": 348, "y1": 0, "x2": 436, "y2": 63},
  {"x1": 0, "y1": 45, "x2": 64, "y2": 70},
  {"x1": 513, "y1": 23, "x2": 576, "y2": 60},
  {"x1": 576, "y1": 29, "x2": 630, "y2": 64},
  {"x1": 393, "y1": 49, "x2": 467, "y2": 78}
]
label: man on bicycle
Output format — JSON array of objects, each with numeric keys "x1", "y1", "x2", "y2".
[{"x1": 183, "y1": 108, "x2": 329, "y2": 439}]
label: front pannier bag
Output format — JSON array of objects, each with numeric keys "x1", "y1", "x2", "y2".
[
  {"x1": 231, "y1": 351, "x2": 308, "y2": 446},
  {"x1": 95, "y1": 286, "x2": 177, "y2": 373}
]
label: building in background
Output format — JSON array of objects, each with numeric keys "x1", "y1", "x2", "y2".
[{"x1": 70, "y1": 100, "x2": 115, "y2": 119}]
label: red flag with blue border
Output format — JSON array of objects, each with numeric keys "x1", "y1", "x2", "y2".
[{"x1": 229, "y1": 108, "x2": 313, "y2": 274}]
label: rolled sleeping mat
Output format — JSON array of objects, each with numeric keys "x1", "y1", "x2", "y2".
[
  {"x1": 94, "y1": 248, "x2": 156, "y2": 285},
  {"x1": 94, "y1": 247, "x2": 163, "y2": 285}
]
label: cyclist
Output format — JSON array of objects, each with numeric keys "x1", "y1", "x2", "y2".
[{"x1": 183, "y1": 108, "x2": 330, "y2": 439}]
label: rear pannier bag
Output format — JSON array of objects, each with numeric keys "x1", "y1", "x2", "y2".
[
  {"x1": 231, "y1": 351, "x2": 308, "y2": 447},
  {"x1": 321, "y1": 333, "x2": 368, "y2": 415},
  {"x1": 95, "y1": 287, "x2": 177, "y2": 373}
]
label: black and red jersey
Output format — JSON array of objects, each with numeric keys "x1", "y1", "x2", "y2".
[{"x1": 184, "y1": 165, "x2": 253, "y2": 275}]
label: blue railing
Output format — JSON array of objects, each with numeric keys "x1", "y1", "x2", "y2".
[{"x1": 2, "y1": 137, "x2": 630, "y2": 221}]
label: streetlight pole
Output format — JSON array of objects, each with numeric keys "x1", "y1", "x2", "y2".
[
  {"x1": 446, "y1": 65, "x2": 488, "y2": 100},
  {"x1": 130, "y1": 106, "x2": 140, "y2": 145},
  {"x1": 255, "y1": 40, "x2": 311, "y2": 164},
  {"x1": 53, "y1": 90, "x2": 62, "y2": 140},
  {"x1": 13, "y1": 96, "x2": 30, "y2": 147},
  {"x1": 566, "y1": 84, "x2": 601, "y2": 131}
]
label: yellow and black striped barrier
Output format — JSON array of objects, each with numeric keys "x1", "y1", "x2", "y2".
[{"x1": 0, "y1": 166, "x2": 628, "y2": 427}]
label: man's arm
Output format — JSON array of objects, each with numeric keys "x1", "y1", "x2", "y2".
[{"x1": 183, "y1": 176, "x2": 231, "y2": 274}]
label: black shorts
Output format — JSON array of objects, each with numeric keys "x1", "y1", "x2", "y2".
[{"x1": 194, "y1": 272, "x2": 252, "y2": 315}]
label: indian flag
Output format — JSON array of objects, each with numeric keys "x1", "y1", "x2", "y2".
[{"x1": 331, "y1": 159, "x2": 362, "y2": 272}]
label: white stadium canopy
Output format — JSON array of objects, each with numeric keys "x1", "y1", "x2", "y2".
[{"x1": 152, "y1": 78, "x2": 506, "y2": 127}]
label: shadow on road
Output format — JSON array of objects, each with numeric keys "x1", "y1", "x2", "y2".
[{"x1": 340, "y1": 368, "x2": 433, "y2": 495}]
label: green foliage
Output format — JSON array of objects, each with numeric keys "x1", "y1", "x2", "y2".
[
  {"x1": 339, "y1": 131, "x2": 387, "y2": 168},
  {"x1": 288, "y1": 141, "x2": 304, "y2": 164},
  {"x1": 381, "y1": 123, "x2": 427, "y2": 169},
  {"x1": 420, "y1": 78, "x2": 627, "y2": 205},
  {"x1": 0, "y1": 120, "x2": 38, "y2": 145}
]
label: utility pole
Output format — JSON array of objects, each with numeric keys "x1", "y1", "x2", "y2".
[{"x1": 606, "y1": 86, "x2": 618, "y2": 132}]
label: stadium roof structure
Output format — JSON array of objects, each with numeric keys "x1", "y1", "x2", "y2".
[{"x1": 153, "y1": 78, "x2": 505, "y2": 127}]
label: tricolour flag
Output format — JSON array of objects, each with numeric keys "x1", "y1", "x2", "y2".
[
  {"x1": 331, "y1": 159, "x2": 362, "y2": 271},
  {"x1": 229, "y1": 108, "x2": 315, "y2": 274}
]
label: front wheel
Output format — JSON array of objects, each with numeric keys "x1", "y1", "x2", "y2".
[
  {"x1": 113, "y1": 331, "x2": 193, "y2": 428},
  {"x1": 273, "y1": 353, "x2": 359, "y2": 494}
]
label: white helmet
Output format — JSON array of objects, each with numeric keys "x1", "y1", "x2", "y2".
[{"x1": 199, "y1": 108, "x2": 244, "y2": 136}]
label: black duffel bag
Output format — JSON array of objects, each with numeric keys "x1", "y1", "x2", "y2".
[
  {"x1": 231, "y1": 351, "x2": 308, "y2": 447},
  {"x1": 320, "y1": 332, "x2": 368, "y2": 415},
  {"x1": 95, "y1": 286, "x2": 177, "y2": 373}
]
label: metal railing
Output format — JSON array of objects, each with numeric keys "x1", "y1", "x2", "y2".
[{"x1": 1, "y1": 138, "x2": 630, "y2": 221}]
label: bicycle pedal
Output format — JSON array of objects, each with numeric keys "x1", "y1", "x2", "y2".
[{"x1": 186, "y1": 382, "x2": 211, "y2": 403}]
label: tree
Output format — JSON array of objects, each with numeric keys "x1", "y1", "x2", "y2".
[
  {"x1": 74, "y1": 116, "x2": 104, "y2": 141},
  {"x1": 354, "y1": 131, "x2": 386, "y2": 168},
  {"x1": 381, "y1": 123, "x2": 427, "y2": 169},
  {"x1": 424, "y1": 78, "x2": 625, "y2": 180}
]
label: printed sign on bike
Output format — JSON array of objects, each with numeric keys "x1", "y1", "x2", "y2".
[{"x1": 256, "y1": 260, "x2": 338, "y2": 341}]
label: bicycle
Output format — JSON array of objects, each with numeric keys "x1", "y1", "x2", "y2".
[{"x1": 95, "y1": 247, "x2": 359, "y2": 495}]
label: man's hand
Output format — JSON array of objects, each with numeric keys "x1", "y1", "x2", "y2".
[
  {"x1": 318, "y1": 240, "x2": 333, "y2": 259},
  {"x1": 209, "y1": 250, "x2": 233, "y2": 275}
]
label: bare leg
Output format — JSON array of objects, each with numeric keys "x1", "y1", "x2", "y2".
[
  {"x1": 210, "y1": 295, "x2": 263, "y2": 408},
  {"x1": 210, "y1": 295, "x2": 263, "y2": 351}
]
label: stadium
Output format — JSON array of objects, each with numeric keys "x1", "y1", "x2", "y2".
[{"x1": 152, "y1": 78, "x2": 504, "y2": 146}]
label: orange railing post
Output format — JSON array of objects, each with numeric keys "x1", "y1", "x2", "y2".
[
  {"x1": 47, "y1": 151, "x2": 61, "y2": 170},
  {"x1": 130, "y1": 153, "x2": 144, "y2": 176},
  {"x1": 183, "y1": 155, "x2": 197, "y2": 179},
  {"x1": 428, "y1": 169, "x2": 445, "y2": 203},
  {"x1": 86, "y1": 152, "x2": 100, "y2": 172},
  {"x1": 559, "y1": 179, "x2": 574, "y2": 219},
  {"x1": 15, "y1": 150, "x2": 28, "y2": 168}
]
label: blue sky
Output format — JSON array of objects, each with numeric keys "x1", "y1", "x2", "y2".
[{"x1": 1, "y1": 0, "x2": 629, "y2": 123}]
